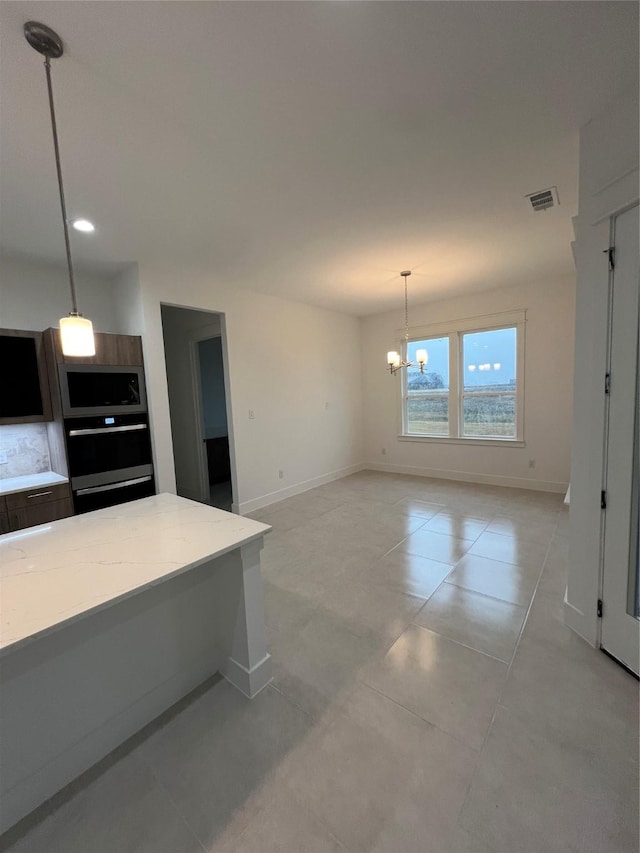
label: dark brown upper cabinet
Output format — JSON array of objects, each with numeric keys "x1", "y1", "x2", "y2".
[
  {"x1": 46, "y1": 328, "x2": 144, "y2": 366},
  {"x1": 0, "y1": 329, "x2": 53, "y2": 424}
]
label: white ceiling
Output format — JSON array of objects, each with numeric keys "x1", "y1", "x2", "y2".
[{"x1": 1, "y1": 1, "x2": 637, "y2": 316}]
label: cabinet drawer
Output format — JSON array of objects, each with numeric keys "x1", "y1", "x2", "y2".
[
  {"x1": 8, "y1": 498, "x2": 73, "y2": 532},
  {"x1": 6, "y1": 482, "x2": 71, "y2": 510}
]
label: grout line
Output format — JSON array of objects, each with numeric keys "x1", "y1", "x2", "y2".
[
  {"x1": 267, "y1": 681, "x2": 316, "y2": 721},
  {"x1": 406, "y1": 619, "x2": 513, "y2": 665},
  {"x1": 441, "y1": 577, "x2": 531, "y2": 608},
  {"x1": 144, "y1": 762, "x2": 209, "y2": 853},
  {"x1": 455, "y1": 529, "x2": 556, "y2": 822},
  {"x1": 358, "y1": 681, "x2": 484, "y2": 756}
]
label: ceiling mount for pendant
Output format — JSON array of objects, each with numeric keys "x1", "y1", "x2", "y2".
[{"x1": 24, "y1": 21, "x2": 64, "y2": 58}]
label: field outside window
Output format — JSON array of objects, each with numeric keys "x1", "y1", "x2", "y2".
[{"x1": 401, "y1": 323, "x2": 521, "y2": 441}]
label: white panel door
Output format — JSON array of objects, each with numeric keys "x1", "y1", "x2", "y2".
[{"x1": 601, "y1": 203, "x2": 639, "y2": 675}]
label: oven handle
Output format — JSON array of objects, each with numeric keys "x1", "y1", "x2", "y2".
[
  {"x1": 68, "y1": 424, "x2": 148, "y2": 437},
  {"x1": 75, "y1": 476, "x2": 152, "y2": 496}
]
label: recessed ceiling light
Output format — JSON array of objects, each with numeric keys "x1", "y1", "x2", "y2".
[{"x1": 72, "y1": 218, "x2": 95, "y2": 233}]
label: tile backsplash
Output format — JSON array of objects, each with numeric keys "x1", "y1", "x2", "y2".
[{"x1": 0, "y1": 424, "x2": 51, "y2": 480}]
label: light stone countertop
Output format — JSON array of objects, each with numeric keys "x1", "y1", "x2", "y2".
[
  {"x1": 0, "y1": 472, "x2": 69, "y2": 497},
  {"x1": 0, "y1": 493, "x2": 271, "y2": 656}
]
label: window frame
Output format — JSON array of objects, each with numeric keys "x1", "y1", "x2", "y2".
[{"x1": 398, "y1": 310, "x2": 526, "y2": 444}]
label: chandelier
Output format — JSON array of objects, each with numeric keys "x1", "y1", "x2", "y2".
[{"x1": 387, "y1": 271, "x2": 428, "y2": 375}]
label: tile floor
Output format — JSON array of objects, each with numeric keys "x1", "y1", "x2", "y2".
[{"x1": 2, "y1": 472, "x2": 638, "y2": 853}]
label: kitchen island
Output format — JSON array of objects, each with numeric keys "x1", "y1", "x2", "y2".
[{"x1": 0, "y1": 494, "x2": 272, "y2": 834}]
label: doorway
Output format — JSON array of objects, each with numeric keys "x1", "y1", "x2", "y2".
[
  {"x1": 601, "y1": 203, "x2": 639, "y2": 675},
  {"x1": 195, "y1": 335, "x2": 232, "y2": 511},
  {"x1": 160, "y1": 305, "x2": 235, "y2": 512}
]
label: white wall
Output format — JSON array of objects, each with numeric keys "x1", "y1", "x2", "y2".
[
  {"x1": 137, "y1": 267, "x2": 364, "y2": 513},
  {"x1": 0, "y1": 254, "x2": 120, "y2": 333},
  {"x1": 566, "y1": 89, "x2": 639, "y2": 646},
  {"x1": 361, "y1": 276, "x2": 575, "y2": 492},
  {"x1": 111, "y1": 263, "x2": 143, "y2": 336}
]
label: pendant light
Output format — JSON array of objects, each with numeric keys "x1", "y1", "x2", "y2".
[
  {"x1": 387, "y1": 271, "x2": 428, "y2": 375},
  {"x1": 24, "y1": 21, "x2": 96, "y2": 357}
]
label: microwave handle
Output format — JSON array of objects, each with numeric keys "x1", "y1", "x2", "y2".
[
  {"x1": 68, "y1": 424, "x2": 148, "y2": 437},
  {"x1": 76, "y1": 476, "x2": 152, "y2": 497}
]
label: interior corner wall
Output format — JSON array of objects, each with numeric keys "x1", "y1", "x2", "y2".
[
  {"x1": 111, "y1": 264, "x2": 144, "y2": 337},
  {"x1": 134, "y1": 268, "x2": 364, "y2": 513},
  {"x1": 566, "y1": 88, "x2": 640, "y2": 647},
  {"x1": 0, "y1": 255, "x2": 121, "y2": 333},
  {"x1": 361, "y1": 275, "x2": 575, "y2": 492}
]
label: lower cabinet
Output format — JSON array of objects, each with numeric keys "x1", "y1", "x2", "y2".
[{"x1": 4, "y1": 483, "x2": 73, "y2": 532}]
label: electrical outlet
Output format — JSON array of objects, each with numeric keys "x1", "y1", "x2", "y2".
[
  {"x1": 325, "y1": 402, "x2": 329, "y2": 410},
  {"x1": 381, "y1": 448, "x2": 386, "y2": 455},
  {"x1": 278, "y1": 470, "x2": 284, "y2": 479},
  {"x1": 528, "y1": 459, "x2": 536, "y2": 469},
  {"x1": 0, "y1": 450, "x2": 7, "y2": 465},
  {"x1": 248, "y1": 410, "x2": 255, "y2": 420}
]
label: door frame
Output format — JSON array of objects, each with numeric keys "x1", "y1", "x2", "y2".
[
  {"x1": 600, "y1": 202, "x2": 640, "y2": 674},
  {"x1": 188, "y1": 319, "x2": 237, "y2": 511}
]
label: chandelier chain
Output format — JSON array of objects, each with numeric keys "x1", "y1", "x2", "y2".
[{"x1": 404, "y1": 275, "x2": 409, "y2": 342}]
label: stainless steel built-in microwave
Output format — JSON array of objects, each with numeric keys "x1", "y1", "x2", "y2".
[{"x1": 59, "y1": 364, "x2": 147, "y2": 417}]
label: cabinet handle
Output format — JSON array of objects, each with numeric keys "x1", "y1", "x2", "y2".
[
  {"x1": 76, "y1": 475, "x2": 151, "y2": 496},
  {"x1": 68, "y1": 424, "x2": 147, "y2": 437},
  {"x1": 27, "y1": 491, "x2": 53, "y2": 499}
]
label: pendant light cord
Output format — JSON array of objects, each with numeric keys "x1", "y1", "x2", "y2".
[{"x1": 44, "y1": 55, "x2": 78, "y2": 315}]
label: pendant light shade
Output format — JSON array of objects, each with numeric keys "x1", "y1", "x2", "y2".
[
  {"x1": 59, "y1": 315, "x2": 96, "y2": 357},
  {"x1": 25, "y1": 21, "x2": 96, "y2": 358}
]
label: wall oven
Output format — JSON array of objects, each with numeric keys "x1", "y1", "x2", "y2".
[
  {"x1": 59, "y1": 364, "x2": 147, "y2": 418},
  {"x1": 65, "y1": 413, "x2": 155, "y2": 514}
]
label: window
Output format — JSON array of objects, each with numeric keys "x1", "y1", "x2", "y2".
[
  {"x1": 406, "y1": 337, "x2": 449, "y2": 436},
  {"x1": 400, "y1": 313, "x2": 524, "y2": 442}
]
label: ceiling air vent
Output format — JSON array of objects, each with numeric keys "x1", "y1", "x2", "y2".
[{"x1": 526, "y1": 186, "x2": 559, "y2": 212}]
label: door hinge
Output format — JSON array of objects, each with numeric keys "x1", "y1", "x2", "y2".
[
  {"x1": 605, "y1": 373, "x2": 611, "y2": 394},
  {"x1": 601, "y1": 490, "x2": 607, "y2": 509},
  {"x1": 603, "y1": 246, "x2": 615, "y2": 271},
  {"x1": 597, "y1": 599, "x2": 603, "y2": 618}
]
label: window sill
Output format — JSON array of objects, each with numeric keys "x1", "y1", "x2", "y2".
[{"x1": 398, "y1": 435, "x2": 525, "y2": 448}]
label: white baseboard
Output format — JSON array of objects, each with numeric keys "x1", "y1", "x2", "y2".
[
  {"x1": 238, "y1": 463, "x2": 366, "y2": 515},
  {"x1": 237, "y1": 460, "x2": 566, "y2": 516},
  {"x1": 364, "y1": 461, "x2": 568, "y2": 494},
  {"x1": 563, "y1": 588, "x2": 598, "y2": 648},
  {"x1": 221, "y1": 653, "x2": 273, "y2": 699}
]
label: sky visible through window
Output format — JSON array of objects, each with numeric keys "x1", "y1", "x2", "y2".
[{"x1": 407, "y1": 328, "x2": 516, "y2": 390}]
